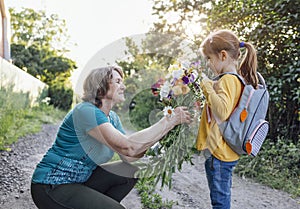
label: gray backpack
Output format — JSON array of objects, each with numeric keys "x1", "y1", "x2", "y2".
[{"x1": 213, "y1": 72, "x2": 269, "y2": 156}]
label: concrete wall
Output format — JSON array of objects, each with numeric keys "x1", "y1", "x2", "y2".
[
  {"x1": 0, "y1": 0, "x2": 11, "y2": 60},
  {"x1": 0, "y1": 1, "x2": 46, "y2": 106},
  {"x1": 0, "y1": 57, "x2": 48, "y2": 106}
]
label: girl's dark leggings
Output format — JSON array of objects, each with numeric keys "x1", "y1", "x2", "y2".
[{"x1": 31, "y1": 161, "x2": 138, "y2": 209}]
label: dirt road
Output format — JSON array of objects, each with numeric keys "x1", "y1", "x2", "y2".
[{"x1": 0, "y1": 124, "x2": 299, "y2": 209}]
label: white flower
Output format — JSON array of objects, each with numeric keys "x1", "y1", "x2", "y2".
[
  {"x1": 189, "y1": 70, "x2": 199, "y2": 82},
  {"x1": 163, "y1": 106, "x2": 175, "y2": 118},
  {"x1": 41, "y1": 97, "x2": 51, "y2": 105},
  {"x1": 172, "y1": 69, "x2": 184, "y2": 80},
  {"x1": 181, "y1": 61, "x2": 190, "y2": 69},
  {"x1": 159, "y1": 81, "x2": 171, "y2": 100},
  {"x1": 192, "y1": 70, "x2": 199, "y2": 78}
]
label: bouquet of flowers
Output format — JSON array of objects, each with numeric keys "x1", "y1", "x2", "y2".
[{"x1": 135, "y1": 60, "x2": 205, "y2": 188}]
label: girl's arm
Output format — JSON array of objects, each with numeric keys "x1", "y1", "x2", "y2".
[
  {"x1": 201, "y1": 75, "x2": 242, "y2": 121},
  {"x1": 88, "y1": 106, "x2": 190, "y2": 157}
]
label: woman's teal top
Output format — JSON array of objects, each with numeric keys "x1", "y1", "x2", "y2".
[{"x1": 32, "y1": 102, "x2": 125, "y2": 184}]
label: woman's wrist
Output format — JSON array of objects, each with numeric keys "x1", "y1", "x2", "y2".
[
  {"x1": 158, "y1": 106, "x2": 190, "y2": 135},
  {"x1": 159, "y1": 116, "x2": 176, "y2": 132}
]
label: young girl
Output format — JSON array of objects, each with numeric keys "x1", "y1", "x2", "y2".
[{"x1": 196, "y1": 30, "x2": 258, "y2": 209}]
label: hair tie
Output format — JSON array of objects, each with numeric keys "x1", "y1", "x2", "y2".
[{"x1": 239, "y1": 42, "x2": 245, "y2": 48}]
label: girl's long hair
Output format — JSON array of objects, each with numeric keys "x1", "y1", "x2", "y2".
[
  {"x1": 200, "y1": 29, "x2": 258, "y2": 88},
  {"x1": 239, "y1": 42, "x2": 258, "y2": 88}
]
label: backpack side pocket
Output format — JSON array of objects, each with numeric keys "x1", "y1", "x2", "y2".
[{"x1": 244, "y1": 119, "x2": 269, "y2": 156}]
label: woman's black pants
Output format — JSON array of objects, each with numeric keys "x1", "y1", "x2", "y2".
[{"x1": 31, "y1": 161, "x2": 138, "y2": 209}]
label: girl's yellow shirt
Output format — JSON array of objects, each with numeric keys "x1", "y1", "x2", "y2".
[{"x1": 196, "y1": 74, "x2": 242, "y2": 162}]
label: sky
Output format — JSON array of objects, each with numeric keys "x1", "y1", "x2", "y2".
[{"x1": 5, "y1": 0, "x2": 155, "y2": 69}]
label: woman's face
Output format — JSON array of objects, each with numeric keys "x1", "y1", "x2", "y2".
[{"x1": 104, "y1": 70, "x2": 126, "y2": 103}]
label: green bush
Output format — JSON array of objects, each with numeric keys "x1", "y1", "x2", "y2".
[
  {"x1": 235, "y1": 138, "x2": 300, "y2": 197},
  {"x1": 0, "y1": 87, "x2": 66, "y2": 150},
  {"x1": 0, "y1": 87, "x2": 30, "y2": 149},
  {"x1": 129, "y1": 89, "x2": 163, "y2": 130},
  {"x1": 48, "y1": 81, "x2": 73, "y2": 111},
  {"x1": 136, "y1": 177, "x2": 175, "y2": 209}
]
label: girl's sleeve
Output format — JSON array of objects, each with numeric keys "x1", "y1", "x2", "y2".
[{"x1": 200, "y1": 75, "x2": 241, "y2": 121}]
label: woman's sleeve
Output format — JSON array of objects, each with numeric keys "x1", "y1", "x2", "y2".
[
  {"x1": 73, "y1": 104, "x2": 109, "y2": 133},
  {"x1": 110, "y1": 111, "x2": 126, "y2": 134}
]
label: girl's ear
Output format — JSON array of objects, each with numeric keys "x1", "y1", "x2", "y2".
[{"x1": 220, "y1": 50, "x2": 227, "y2": 61}]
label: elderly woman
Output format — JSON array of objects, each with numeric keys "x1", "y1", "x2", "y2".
[{"x1": 31, "y1": 66, "x2": 191, "y2": 209}]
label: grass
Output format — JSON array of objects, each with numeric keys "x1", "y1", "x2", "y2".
[
  {"x1": 135, "y1": 177, "x2": 175, "y2": 209},
  {"x1": 0, "y1": 87, "x2": 66, "y2": 150},
  {"x1": 235, "y1": 138, "x2": 300, "y2": 198}
]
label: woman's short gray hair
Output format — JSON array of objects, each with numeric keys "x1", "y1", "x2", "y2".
[{"x1": 81, "y1": 66, "x2": 123, "y2": 107}]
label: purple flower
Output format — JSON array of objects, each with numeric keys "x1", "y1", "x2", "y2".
[
  {"x1": 191, "y1": 61, "x2": 201, "y2": 68},
  {"x1": 182, "y1": 76, "x2": 190, "y2": 84},
  {"x1": 189, "y1": 74, "x2": 195, "y2": 82}
]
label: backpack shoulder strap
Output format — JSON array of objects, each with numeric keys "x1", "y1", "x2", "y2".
[
  {"x1": 213, "y1": 72, "x2": 246, "y2": 86},
  {"x1": 257, "y1": 72, "x2": 267, "y2": 88},
  {"x1": 214, "y1": 72, "x2": 267, "y2": 88}
]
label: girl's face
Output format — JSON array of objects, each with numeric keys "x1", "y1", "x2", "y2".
[
  {"x1": 205, "y1": 53, "x2": 223, "y2": 75},
  {"x1": 105, "y1": 70, "x2": 126, "y2": 104}
]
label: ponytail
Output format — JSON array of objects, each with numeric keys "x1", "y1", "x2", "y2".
[{"x1": 238, "y1": 42, "x2": 258, "y2": 88}]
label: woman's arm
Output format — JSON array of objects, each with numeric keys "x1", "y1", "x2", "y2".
[
  {"x1": 118, "y1": 152, "x2": 145, "y2": 163},
  {"x1": 88, "y1": 106, "x2": 191, "y2": 157}
]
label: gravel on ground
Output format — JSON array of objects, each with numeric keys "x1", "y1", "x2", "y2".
[{"x1": 0, "y1": 124, "x2": 299, "y2": 209}]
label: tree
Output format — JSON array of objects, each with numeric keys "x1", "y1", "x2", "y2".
[
  {"x1": 150, "y1": 0, "x2": 300, "y2": 143},
  {"x1": 9, "y1": 8, "x2": 70, "y2": 53},
  {"x1": 207, "y1": 0, "x2": 300, "y2": 143},
  {"x1": 9, "y1": 8, "x2": 77, "y2": 110}
]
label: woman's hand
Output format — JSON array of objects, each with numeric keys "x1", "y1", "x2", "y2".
[{"x1": 169, "y1": 106, "x2": 192, "y2": 126}]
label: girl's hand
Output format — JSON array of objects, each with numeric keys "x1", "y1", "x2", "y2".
[{"x1": 169, "y1": 106, "x2": 191, "y2": 126}]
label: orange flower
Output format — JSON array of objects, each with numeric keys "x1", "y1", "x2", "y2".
[{"x1": 172, "y1": 82, "x2": 190, "y2": 96}]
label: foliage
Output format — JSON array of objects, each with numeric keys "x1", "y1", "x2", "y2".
[
  {"x1": 117, "y1": 32, "x2": 204, "y2": 189},
  {"x1": 235, "y1": 138, "x2": 300, "y2": 197},
  {"x1": 0, "y1": 87, "x2": 65, "y2": 150},
  {"x1": 10, "y1": 43, "x2": 76, "y2": 83},
  {"x1": 149, "y1": 0, "x2": 213, "y2": 69},
  {"x1": 136, "y1": 119, "x2": 198, "y2": 189},
  {"x1": 0, "y1": 86, "x2": 30, "y2": 150},
  {"x1": 9, "y1": 8, "x2": 77, "y2": 111},
  {"x1": 116, "y1": 32, "x2": 201, "y2": 128},
  {"x1": 128, "y1": 88, "x2": 163, "y2": 130},
  {"x1": 135, "y1": 177, "x2": 175, "y2": 209},
  {"x1": 206, "y1": 0, "x2": 300, "y2": 144},
  {"x1": 151, "y1": 0, "x2": 299, "y2": 143},
  {"x1": 48, "y1": 75, "x2": 73, "y2": 111},
  {"x1": 115, "y1": 34, "x2": 185, "y2": 122},
  {"x1": 9, "y1": 8, "x2": 71, "y2": 53},
  {"x1": 151, "y1": 0, "x2": 209, "y2": 46}
]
